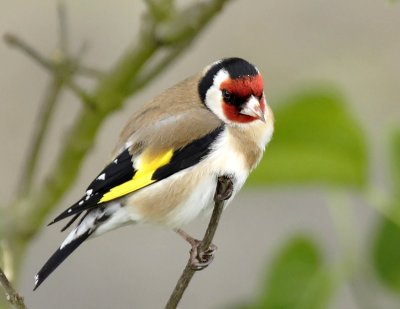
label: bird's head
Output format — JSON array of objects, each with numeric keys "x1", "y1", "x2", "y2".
[{"x1": 199, "y1": 58, "x2": 267, "y2": 125}]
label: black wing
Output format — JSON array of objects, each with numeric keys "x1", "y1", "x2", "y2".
[
  {"x1": 49, "y1": 148, "x2": 136, "y2": 225},
  {"x1": 49, "y1": 125, "x2": 225, "y2": 226}
]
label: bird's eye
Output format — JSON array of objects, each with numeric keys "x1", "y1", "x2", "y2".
[{"x1": 222, "y1": 89, "x2": 232, "y2": 102}]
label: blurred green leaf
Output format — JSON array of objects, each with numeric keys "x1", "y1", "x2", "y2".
[
  {"x1": 257, "y1": 236, "x2": 333, "y2": 309},
  {"x1": 372, "y1": 130, "x2": 400, "y2": 292},
  {"x1": 248, "y1": 89, "x2": 367, "y2": 188},
  {"x1": 391, "y1": 131, "x2": 400, "y2": 192},
  {"x1": 373, "y1": 213, "x2": 400, "y2": 292},
  {"x1": 227, "y1": 236, "x2": 334, "y2": 309}
]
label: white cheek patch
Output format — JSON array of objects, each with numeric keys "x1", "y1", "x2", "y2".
[
  {"x1": 213, "y1": 69, "x2": 230, "y2": 89},
  {"x1": 205, "y1": 69, "x2": 230, "y2": 122}
]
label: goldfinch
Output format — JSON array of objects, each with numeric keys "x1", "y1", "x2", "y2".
[{"x1": 34, "y1": 57, "x2": 274, "y2": 290}]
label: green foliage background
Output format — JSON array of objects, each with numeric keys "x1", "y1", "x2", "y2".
[{"x1": 235, "y1": 88, "x2": 400, "y2": 307}]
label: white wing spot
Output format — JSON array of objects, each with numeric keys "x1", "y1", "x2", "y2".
[
  {"x1": 34, "y1": 274, "x2": 39, "y2": 286},
  {"x1": 86, "y1": 189, "x2": 93, "y2": 196},
  {"x1": 97, "y1": 173, "x2": 106, "y2": 181},
  {"x1": 78, "y1": 200, "x2": 84, "y2": 206},
  {"x1": 124, "y1": 141, "x2": 133, "y2": 149},
  {"x1": 113, "y1": 158, "x2": 118, "y2": 164},
  {"x1": 85, "y1": 196, "x2": 90, "y2": 201},
  {"x1": 67, "y1": 209, "x2": 72, "y2": 213}
]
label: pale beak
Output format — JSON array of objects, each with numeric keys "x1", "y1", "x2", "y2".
[{"x1": 240, "y1": 96, "x2": 266, "y2": 122}]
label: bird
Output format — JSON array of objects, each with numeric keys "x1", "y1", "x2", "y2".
[{"x1": 33, "y1": 57, "x2": 274, "y2": 290}]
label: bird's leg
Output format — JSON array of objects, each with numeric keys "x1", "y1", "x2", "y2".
[
  {"x1": 175, "y1": 228, "x2": 218, "y2": 270},
  {"x1": 174, "y1": 176, "x2": 233, "y2": 271}
]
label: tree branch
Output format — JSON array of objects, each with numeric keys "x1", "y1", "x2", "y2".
[
  {"x1": 144, "y1": 0, "x2": 175, "y2": 22},
  {"x1": 4, "y1": 33, "x2": 54, "y2": 72},
  {"x1": 57, "y1": 2, "x2": 69, "y2": 55},
  {"x1": 128, "y1": 43, "x2": 188, "y2": 94},
  {"x1": 155, "y1": 0, "x2": 229, "y2": 45},
  {"x1": 14, "y1": 2, "x2": 81, "y2": 197},
  {"x1": 76, "y1": 65, "x2": 105, "y2": 79},
  {"x1": 165, "y1": 176, "x2": 232, "y2": 309},
  {"x1": 0, "y1": 267, "x2": 27, "y2": 309},
  {"x1": 17, "y1": 77, "x2": 64, "y2": 197}
]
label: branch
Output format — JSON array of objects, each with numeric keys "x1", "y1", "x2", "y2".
[
  {"x1": 17, "y1": 77, "x2": 64, "y2": 197},
  {"x1": 165, "y1": 176, "x2": 232, "y2": 309},
  {"x1": 10, "y1": 4, "x2": 89, "y2": 197},
  {"x1": 155, "y1": 0, "x2": 229, "y2": 45},
  {"x1": 144, "y1": 0, "x2": 175, "y2": 21},
  {"x1": 128, "y1": 43, "x2": 188, "y2": 94},
  {"x1": 0, "y1": 268, "x2": 27, "y2": 309},
  {"x1": 76, "y1": 65, "x2": 105, "y2": 79},
  {"x1": 4, "y1": 33, "x2": 54, "y2": 72},
  {"x1": 5, "y1": 31, "x2": 104, "y2": 81},
  {"x1": 57, "y1": 2, "x2": 69, "y2": 55}
]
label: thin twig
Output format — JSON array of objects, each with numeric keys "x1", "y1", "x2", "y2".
[
  {"x1": 76, "y1": 65, "x2": 105, "y2": 79},
  {"x1": 128, "y1": 43, "x2": 188, "y2": 94},
  {"x1": 4, "y1": 33, "x2": 54, "y2": 72},
  {"x1": 155, "y1": 0, "x2": 229, "y2": 45},
  {"x1": 165, "y1": 176, "x2": 231, "y2": 309},
  {"x1": 18, "y1": 77, "x2": 64, "y2": 197},
  {"x1": 71, "y1": 41, "x2": 105, "y2": 79},
  {"x1": 144, "y1": 0, "x2": 175, "y2": 21},
  {"x1": 57, "y1": 2, "x2": 69, "y2": 55},
  {"x1": 0, "y1": 267, "x2": 27, "y2": 309},
  {"x1": 64, "y1": 79, "x2": 96, "y2": 108},
  {"x1": 12, "y1": 6, "x2": 94, "y2": 196}
]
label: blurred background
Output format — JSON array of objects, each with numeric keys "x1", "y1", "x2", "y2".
[{"x1": 1, "y1": 0, "x2": 400, "y2": 308}]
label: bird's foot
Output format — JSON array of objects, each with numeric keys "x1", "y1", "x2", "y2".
[
  {"x1": 214, "y1": 175, "x2": 234, "y2": 202},
  {"x1": 175, "y1": 228, "x2": 218, "y2": 271},
  {"x1": 189, "y1": 239, "x2": 218, "y2": 271}
]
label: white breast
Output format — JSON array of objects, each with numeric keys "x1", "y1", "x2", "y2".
[{"x1": 165, "y1": 129, "x2": 250, "y2": 227}]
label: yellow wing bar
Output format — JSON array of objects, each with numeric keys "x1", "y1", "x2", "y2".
[{"x1": 99, "y1": 149, "x2": 173, "y2": 203}]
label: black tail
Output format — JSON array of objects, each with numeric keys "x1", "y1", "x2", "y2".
[{"x1": 33, "y1": 230, "x2": 92, "y2": 290}]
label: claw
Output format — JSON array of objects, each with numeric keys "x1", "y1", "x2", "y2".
[
  {"x1": 175, "y1": 228, "x2": 218, "y2": 270},
  {"x1": 215, "y1": 175, "x2": 234, "y2": 202},
  {"x1": 189, "y1": 240, "x2": 218, "y2": 271}
]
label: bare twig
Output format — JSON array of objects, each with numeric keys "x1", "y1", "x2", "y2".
[
  {"x1": 4, "y1": 33, "x2": 54, "y2": 72},
  {"x1": 11, "y1": 6, "x2": 94, "y2": 197},
  {"x1": 18, "y1": 77, "x2": 64, "y2": 197},
  {"x1": 64, "y1": 79, "x2": 96, "y2": 108},
  {"x1": 165, "y1": 176, "x2": 232, "y2": 309},
  {"x1": 155, "y1": 0, "x2": 229, "y2": 45},
  {"x1": 76, "y1": 65, "x2": 105, "y2": 79},
  {"x1": 0, "y1": 267, "x2": 27, "y2": 309},
  {"x1": 15, "y1": 2, "x2": 71, "y2": 197},
  {"x1": 144, "y1": 0, "x2": 175, "y2": 21},
  {"x1": 4, "y1": 33, "x2": 95, "y2": 107},
  {"x1": 128, "y1": 43, "x2": 188, "y2": 93},
  {"x1": 57, "y1": 2, "x2": 69, "y2": 55}
]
